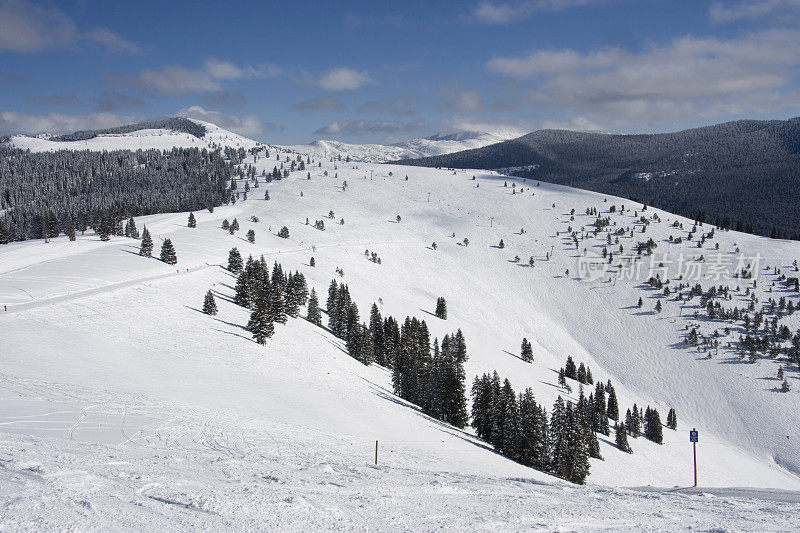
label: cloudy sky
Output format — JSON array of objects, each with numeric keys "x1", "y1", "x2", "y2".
[{"x1": 1, "y1": 0, "x2": 799, "y2": 143}]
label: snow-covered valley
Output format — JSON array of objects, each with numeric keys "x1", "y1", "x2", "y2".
[{"x1": 2, "y1": 138, "x2": 800, "y2": 530}]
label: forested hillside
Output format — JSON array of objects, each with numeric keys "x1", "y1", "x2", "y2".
[
  {"x1": 48, "y1": 117, "x2": 207, "y2": 142},
  {"x1": 399, "y1": 117, "x2": 800, "y2": 239},
  {"x1": 0, "y1": 146, "x2": 238, "y2": 242}
]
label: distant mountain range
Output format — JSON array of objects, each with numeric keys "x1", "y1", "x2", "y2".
[
  {"x1": 2, "y1": 117, "x2": 523, "y2": 165},
  {"x1": 279, "y1": 129, "x2": 524, "y2": 163},
  {"x1": 399, "y1": 117, "x2": 800, "y2": 239}
]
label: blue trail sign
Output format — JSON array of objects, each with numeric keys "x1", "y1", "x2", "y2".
[{"x1": 690, "y1": 430, "x2": 698, "y2": 442}]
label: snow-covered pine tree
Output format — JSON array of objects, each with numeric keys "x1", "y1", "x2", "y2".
[
  {"x1": 306, "y1": 288, "x2": 322, "y2": 326},
  {"x1": 228, "y1": 247, "x2": 243, "y2": 273},
  {"x1": 188, "y1": 212, "x2": 196, "y2": 228},
  {"x1": 247, "y1": 290, "x2": 274, "y2": 345},
  {"x1": 270, "y1": 274, "x2": 287, "y2": 324},
  {"x1": 139, "y1": 227, "x2": 153, "y2": 256},
  {"x1": 247, "y1": 229, "x2": 255, "y2": 243},
  {"x1": 203, "y1": 290, "x2": 217, "y2": 315},
  {"x1": 160, "y1": 238, "x2": 177, "y2": 265}
]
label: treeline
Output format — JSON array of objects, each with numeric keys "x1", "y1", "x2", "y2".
[
  {"x1": 472, "y1": 370, "x2": 674, "y2": 484},
  {"x1": 49, "y1": 117, "x2": 206, "y2": 142},
  {"x1": 325, "y1": 280, "x2": 469, "y2": 428},
  {"x1": 399, "y1": 117, "x2": 800, "y2": 239},
  {"x1": 228, "y1": 251, "x2": 309, "y2": 343},
  {"x1": 0, "y1": 146, "x2": 234, "y2": 242}
]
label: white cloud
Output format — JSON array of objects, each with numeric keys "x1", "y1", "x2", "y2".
[
  {"x1": 318, "y1": 68, "x2": 375, "y2": 91},
  {"x1": 449, "y1": 89, "x2": 483, "y2": 112},
  {"x1": 472, "y1": 0, "x2": 595, "y2": 24},
  {"x1": 176, "y1": 105, "x2": 271, "y2": 136},
  {"x1": 136, "y1": 59, "x2": 273, "y2": 96},
  {"x1": 0, "y1": 110, "x2": 135, "y2": 134},
  {"x1": 710, "y1": 0, "x2": 800, "y2": 23},
  {"x1": 487, "y1": 29, "x2": 800, "y2": 129},
  {"x1": 314, "y1": 119, "x2": 424, "y2": 136},
  {"x1": 85, "y1": 28, "x2": 143, "y2": 54},
  {"x1": 540, "y1": 116, "x2": 604, "y2": 132},
  {"x1": 0, "y1": 0, "x2": 141, "y2": 54}
]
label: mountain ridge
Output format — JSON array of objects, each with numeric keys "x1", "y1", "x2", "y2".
[{"x1": 397, "y1": 116, "x2": 800, "y2": 238}]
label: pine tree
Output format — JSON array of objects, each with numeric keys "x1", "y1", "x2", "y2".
[
  {"x1": 606, "y1": 384, "x2": 619, "y2": 421},
  {"x1": 577, "y1": 363, "x2": 587, "y2": 384},
  {"x1": 471, "y1": 374, "x2": 494, "y2": 441},
  {"x1": 160, "y1": 238, "x2": 177, "y2": 265},
  {"x1": 277, "y1": 226, "x2": 290, "y2": 238},
  {"x1": 666, "y1": 408, "x2": 677, "y2": 430},
  {"x1": 306, "y1": 288, "x2": 322, "y2": 326},
  {"x1": 67, "y1": 220, "x2": 76, "y2": 241},
  {"x1": 0, "y1": 221, "x2": 9, "y2": 244},
  {"x1": 222, "y1": 219, "x2": 230, "y2": 230},
  {"x1": 228, "y1": 247, "x2": 243, "y2": 273},
  {"x1": 139, "y1": 227, "x2": 153, "y2": 257},
  {"x1": 781, "y1": 379, "x2": 791, "y2": 392},
  {"x1": 644, "y1": 407, "x2": 663, "y2": 444},
  {"x1": 247, "y1": 291, "x2": 274, "y2": 344},
  {"x1": 435, "y1": 297, "x2": 448, "y2": 319},
  {"x1": 188, "y1": 212, "x2": 196, "y2": 228},
  {"x1": 655, "y1": 299, "x2": 663, "y2": 313},
  {"x1": 246, "y1": 228, "x2": 255, "y2": 243},
  {"x1": 637, "y1": 297, "x2": 643, "y2": 308},
  {"x1": 310, "y1": 257, "x2": 315, "y2": 267},
  {"x1": 203, "y1": 290, "x2": 217, "y2": 315},
  {"x1": 521, "y1": 337, "x2": 533, "y2": 362},
  {"x1": 125, "y1": 217, "x2": 138, "y2": 238},
  {"x1": 565, "y1": 356, "x2": 577, "y2": 380},
  {"x1": 230, "y1": 218, "x2": 240, "y2": 233},
  {"x1": 615, "y1": 422, "x2": 632, "y2": 453},
  {"x1": 369, "y1": 303, "x2": 385, "y2": 365}
]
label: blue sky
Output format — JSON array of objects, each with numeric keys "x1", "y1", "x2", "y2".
[{"x1": 1, "y1": 0, "x2": 799, "y2": 144}]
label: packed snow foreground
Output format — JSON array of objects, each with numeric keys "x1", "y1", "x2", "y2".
[{"x1": 2, "y1": 144, "x2": 800, "y2": 530}]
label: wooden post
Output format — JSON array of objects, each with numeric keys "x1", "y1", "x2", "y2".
[{"x1": 375, "y1": 440, "x2": 378, "y2": 465}]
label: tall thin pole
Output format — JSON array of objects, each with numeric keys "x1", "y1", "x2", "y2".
[
  {"x1": 693, "y1": 440, "x2": 697, "y2": 487},
  {"x1": 375, "y1": 440, "x2": 378, "y2": 465}
]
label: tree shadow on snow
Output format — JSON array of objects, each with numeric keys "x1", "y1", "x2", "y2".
[
  {"x1": 418, "y1": 308, "x2": 438, "y2": 319},
  {"x1": 502, "y1": 350, "x2": 526, "y2": 363}
]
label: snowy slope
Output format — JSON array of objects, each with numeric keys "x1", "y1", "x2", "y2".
[
  {"x1": 2, "y1": 149, "x2": 800, "y2": 528},
  {"x1": 5, "y1": 119, "x2": 260, "y2": 153},
  {"x1": 281, "y1": 129, "x2": 523, "y2": 163}
]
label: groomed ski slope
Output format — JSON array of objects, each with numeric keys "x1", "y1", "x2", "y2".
[{"x1": 1, "y1": 151, "x2": 800, "y2": 529}]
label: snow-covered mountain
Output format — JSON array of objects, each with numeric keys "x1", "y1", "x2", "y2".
[
  {"x1": 4, "y1": 117, "x2": 522, "y2": 164},
  {"x1": 4, "y1": 118, "x2": 260, "y2": 153},
  {"x1": 2, "y1": 138, "x2": 800, "y2": 528},
  {"x1": 281, "y1": 129, "x2": 524, "y2": 163}
]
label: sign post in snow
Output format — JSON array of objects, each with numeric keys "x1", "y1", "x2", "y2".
[{"x1": 690, "y1": 429, "x2": 699, "y2": 487}]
